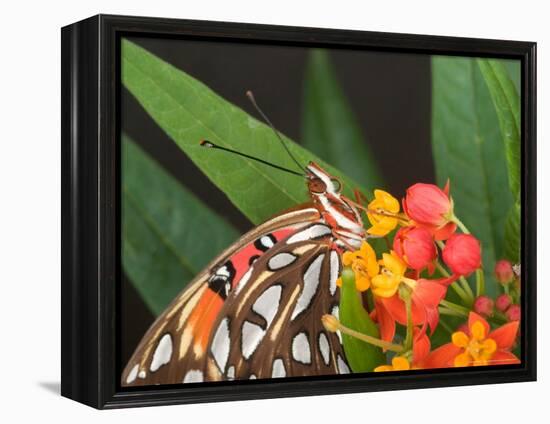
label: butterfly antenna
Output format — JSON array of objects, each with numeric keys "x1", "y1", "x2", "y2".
[
  {"x1": 200, "y1": 140, "x2": 303, "y2": 177},
  {"x1": 246, "y1": 90, "x2": 307, "y2": 173}
]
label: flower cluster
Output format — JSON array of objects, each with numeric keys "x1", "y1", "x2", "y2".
[{"x1": 325, "y1": 182, "x2": 521, "y2": 371}]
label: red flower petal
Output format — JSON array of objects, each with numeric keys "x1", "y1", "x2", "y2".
[
  {"x1": 413, "y1": 279, "x2": 447, "y2": 333},
  {"x1": 415, "y1": 279, "x2": 447, "y2": 308},
  {"x1": 490, "y1": 350, "x2": 521, "y2": 366},
  {"x1": 376, "y1": 299, "x2": 396, "y2": 343},
  {"x1": 380, "y1": 295, "x2": 406, "y2": 324},
  {"x1": 489, "y1": 321, "x2": 519, "y2": 350},
  {"x1": 433, "y1": 222, "x2": 457, "y2": 241},
  {"x1": 422, "y1": 343, "x2": 462, "y2": 369},
  {"x1": 413, "y1": 329, "x2": 431, "y2": 364}
]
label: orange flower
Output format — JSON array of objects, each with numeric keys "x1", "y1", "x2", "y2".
[
  {"x1": 423, "y1": 312, "x2": 520, "y2": 368},
  {"x1": 374, "y1": 356, "x2": 411, "y2": 372},
  {"x1": 368, "y1": 251, "x2": 448, "y2": 343},
  {"x1": 374, "y1": 329, "x2": 430, "y2": 371},
  {"x1": 337, "y1": 241, "x2": 379, "y2": 292}
]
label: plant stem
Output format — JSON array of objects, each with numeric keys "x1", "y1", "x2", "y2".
[
  {"x1": 435, "y1": 260, "x2": 471, "y2": 305},
  {"x1": 441, "y1": 299, "x2": 470, "y2": 316},
  {"x1": 336, "y1": 321, "x2": 404, "y2": 353},
  {"x1": 458, "y1": 276, "x2": 475, "y2": 304},
  {"x1": 452, "y1": 215, "x2": 470, "y2": 234},
  {"x1": 439, "y1": 306, "x2": 466, "y2": 318},
  {"x1": 403, "y1": 293, "x2": 414, "y2": 351},
  {"x1": 476, "y1": 269, "x2": 485, "y2": 297}
]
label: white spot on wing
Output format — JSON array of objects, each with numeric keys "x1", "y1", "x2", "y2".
[
  {"x1": 260, "y1": 235, "x2": 275, "y2": 249},
  {"x1": 227, "y1": 365, "x2": 235, "y2": 380},
  {"x1": 329, "y1": 250, "x2": 340, "y2": 296},
  {"x1": 332, "y1": 305, "x2": 343, "y2": 344},
  {"x1": 216, "y1": 265, "x2": 230, "y2": 278},
  {"x1": 291, "y1": 254, "x2": 325, "y2": 320},
  {"x1": 126, "y1": 364, "x2": 138, "y2": 384},
  {"x1": 150, "y1": 334, "x2": 173, "y2": 372},
  {"x1": 138, "y1": 370, "x2": 146, "y2": 379},
  {"x1": 211, "y1": 318, "x2": 230, "y2": 372},
  {"x1": 292, "y1": 332, "x2": 312, "y2": 364},
  {"x1": 286, "y1": 224, "x2": 331, "y2": 244},
  {"x1": 183, "y1": 369, "x2": 204, "y2": 383},
  {"x1": 241, "y1": 321, "x2": 266, "y2": 359},
  {"x1": 249, "y1": 374, "x2": 257, "y2": 379},
  {"x1": 337, "y1": 355, "x2": 350, "y2": 374},
  {"x1": 272, "y1": 358, "x2": 286, "y2": 378},
  {"x1": 252, "y1": 285, "x2": 281, "y2": 327},
  {"x1": 268, "y1": 252, "x2": 297, "y2": 270},
  {"x1": 319, "y1": 333, "x2": 330, "y2": 365}
]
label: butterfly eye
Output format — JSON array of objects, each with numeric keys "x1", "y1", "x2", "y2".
[{"x1": 308, "y1": 178, "x2": 326, "y2": 194}]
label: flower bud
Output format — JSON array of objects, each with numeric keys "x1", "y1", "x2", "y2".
[
  {"x1": 495, "y1": 294, "x2": 513, "y2": 312},
  {"x1": 473, "y1": 296, "x2": 494, "y2": 317},
  {"x1": 321, "y1": 314, "x2": 341, "y2": 333},
  {"x1": 403, "y1": 182, "x2": 454, "y2": 231},
  {"x1": 442, "y1": 234, "x2": 482, "y2": 276},
  {"x1": 393, "y1": 226, "x2": 437, "y2": 272},
  {"x1": 506, "y1": 305, "x2": 521, "y2": 322},
  {"x1": 494, "y1": 260, "x2": 514, "y2": 285}
]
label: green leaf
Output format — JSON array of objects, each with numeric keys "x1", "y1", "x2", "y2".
[
  {"x1": 302, "y1": 50, "x2": 383, "y2": 189},
  {"x1": 339, "y1": 269, "x2": 384, "y2": 372},
  {"x1": 503, "y1": 60, "x2": 521, "y2": 94},
  {"x1": 122, "y1": 135, "x2": 239, "y2": 315},
  {"x1": 432, "y1": 56, "x2": 514, "y2": 296},
  {"x1": 504, "y1": 202, "x2": 520, "y2": 263},
  {"x1": 477, "y1": 59, "x2": 521, "y2": 203},
  {"x1": 477, "y1": 59, "x2": 521, "y2": 266},
  {"x1": 122, "y1": 39, "x2": 366, "y2": 226}
]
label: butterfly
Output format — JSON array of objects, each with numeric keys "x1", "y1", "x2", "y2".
[{"x1": 122, "y1": 93, "x2": 369, "y2": 386}]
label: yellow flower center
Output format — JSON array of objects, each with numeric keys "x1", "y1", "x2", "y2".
[
  {"x1": 374, "y1": 356, "x2": 411, "y2": 372},
  {"x1": 367, "y1": 190, "x2": 401, "y2": 236},
  {"x1": 371, "y1": 251, "x2": 411, "y2": 298},
  {"x1": 452, "y1": 321, "x2": 497, "y2": 367},
  {"x1": 337, "y1": 241, "x2": 379, "y2": 292}
]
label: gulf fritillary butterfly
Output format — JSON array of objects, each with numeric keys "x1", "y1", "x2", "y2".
[{"x1": 122, "y1": 93, "x2": 369, "y2": 386}]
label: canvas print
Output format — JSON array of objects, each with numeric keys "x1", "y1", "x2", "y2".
[{"x1": 120, "y1": 37, "x2": 521, "y2": 386}]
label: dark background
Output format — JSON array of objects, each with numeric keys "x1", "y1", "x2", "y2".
[{"x1": 121, "y1": 36, "x2": 434, "y2": 364}]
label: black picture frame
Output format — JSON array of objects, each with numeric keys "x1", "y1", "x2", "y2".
[{"x1": 61, "y1": 14, "x2": 537, "y2": 409}]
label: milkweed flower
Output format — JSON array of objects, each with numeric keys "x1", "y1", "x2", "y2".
[
  {"x1": 423, "y1": 312, "x2": 520, "y2": 368},
  {"x1": 337, "y1": 241, "x2": 379, "y2": 291},
  {"x1": 374, "y1": 329, "x2": 430, "y2": 371},
  {"x1": 393, "y1": 226, "x2": 437, "y2": 273},
  {"x1": 506, "y1": 305, "x2": 521, "y2": 322},
  {"x1": 495, "y1": 259, "x2": 514, "y2": 285},
  {"x1": 473, "y1": 295, "x2": 494, "y2": 318},
  {"x1": 367, "y1": 190, "x2": 401, "y2": 236},
  {"x1": 374, "y1": 356, "x2": 411, "y2": 372},
  {"x1": 402, "y1": 182, "x2": 457, "y2": 240},
  {"x1": 442, "y1": 233, "x2": 482, "y2": 276},
  {"x1": 371, "y1": 252, "x2": 447, "y2": 342},
  {"x1": 496, "y1": 294, "x2": 513, "y2": 312}
]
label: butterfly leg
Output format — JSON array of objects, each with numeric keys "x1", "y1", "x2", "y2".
[
  {"x1": 331, "y1": 228, "x2": 362, "y2": 252},
  {"x1": 342, "y1": 191, "x2": 370, "y2": 215}
]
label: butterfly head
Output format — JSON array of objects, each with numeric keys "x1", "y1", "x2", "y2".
[{"x1": 306, "y1": 162, "x2": 342, "y2": 195}]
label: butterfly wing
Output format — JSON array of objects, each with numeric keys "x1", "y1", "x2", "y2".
[
  {"x1": 208, "y1": 223, "x2": 348, "y2": 380},
  {"x1": 121, "y1": 207, "x2": 322, "y2": 386}
]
